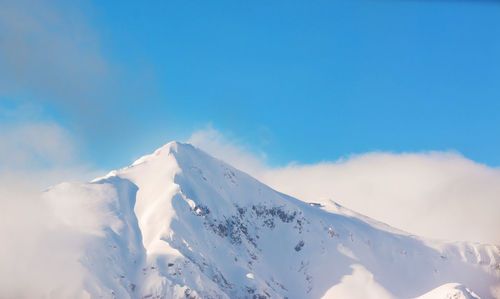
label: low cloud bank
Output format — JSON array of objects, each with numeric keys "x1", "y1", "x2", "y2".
[
  {"x1": 0, "y1": 118, "x2": 103, "y2": 297},
  {"x1": 189, "y1": 128, "x2": 500, "y2": 245},
  {"x1": 1, "y1": 123, "x2": 498, "y2": 297}
]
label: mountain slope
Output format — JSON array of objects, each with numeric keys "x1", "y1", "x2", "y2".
[{"x1": 42, "y1": 142, "x2": 500, "y2": 298}]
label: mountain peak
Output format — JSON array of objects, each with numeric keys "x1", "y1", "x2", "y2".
[
  {"x1": 130, "y1": 140, "x2": 192, "y2": 166},
  {"x1": 44, "y1": 142, "x2": 500, "y2": 299}
]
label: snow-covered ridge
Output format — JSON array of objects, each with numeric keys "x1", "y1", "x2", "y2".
[{"x1": 42, "y1": 141, "x2": 500, "y2": 298}]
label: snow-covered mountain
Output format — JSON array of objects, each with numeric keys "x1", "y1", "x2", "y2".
[{"x1": 41, "y1": 142, "x2": 500, "y2": 298}]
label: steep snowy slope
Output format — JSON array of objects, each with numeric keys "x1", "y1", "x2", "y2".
[{"x1": 42, "y1": 142, "x2": 500, "y2": 299}]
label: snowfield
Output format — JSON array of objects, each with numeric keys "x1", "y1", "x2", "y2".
[{"x1": 18, "y1": 142, "x2": 500, "y2": 298}]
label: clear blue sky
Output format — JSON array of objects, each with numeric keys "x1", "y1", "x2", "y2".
[{"x1": 1, "y1": 0, "x2": 499, "y2": 169}]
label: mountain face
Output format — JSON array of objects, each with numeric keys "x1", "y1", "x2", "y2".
[{"x1": 41, "y1": 142, "x2": 499, "y2": 299}]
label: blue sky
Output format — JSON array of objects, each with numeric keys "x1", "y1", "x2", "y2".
[{"x1": 1, "y1": 0, "x2": 499, "y2": 170}]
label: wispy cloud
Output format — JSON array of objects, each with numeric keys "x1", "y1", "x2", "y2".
[
  {"x1": 188, "y1": 127, "x2": 500, "y2": 245},
  {"x1": 0, "y1": 0, "x2": 158, "y2": 141},
  {"x1": 188, "y1": 126, "x2": 268, "y2": 176},
  {"x1": 0, "y1": 105, "x2": 103, "y2": 186},
  {"x1": 0, "y1": 0, "x2": 110, "y2": 106},
  {"x1": 0, "y1": 107, "x2": 104, "y2": 297}
]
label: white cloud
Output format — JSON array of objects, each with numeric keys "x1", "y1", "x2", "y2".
[
  {"x1": 0, "y1": 189, "x2": 89, "y2": 299},
  {"x1": 0, "y1": 122, "x2": 74, "y2": 169},
  {"x1": 188, "y1": 126, "x2": 268, "y2": 176},
  {"x1": 0, "y1": 116, "x2": 104, "y2": 297},
  {"x1": 0, "y1": 119, "x2": 103, "y2": 188},
  {"x1": 1, "y1": 122, "x2": 498, "y2": 296},
  {"x1": 188, "y1": 128, "x2": 500, "y2": 245},
  {"x1": 322, "y1": 264, "x2": 394, "y2": 299}
]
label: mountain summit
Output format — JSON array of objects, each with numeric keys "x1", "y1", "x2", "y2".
[{"x1": 42, "y1": 142, "x2": 499, "y2": 298}]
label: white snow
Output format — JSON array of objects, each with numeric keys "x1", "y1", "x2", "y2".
[
  {"x1": 6, "y1": 141, "x2": 499, "y2": 299},
  {"x1": 415, "y1": 283, "x2": 481, "y2": 299}
]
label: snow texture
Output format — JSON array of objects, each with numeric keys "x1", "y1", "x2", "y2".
[{"x1": 33, "y1": 142, "x2": 500, "y2": 298}]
